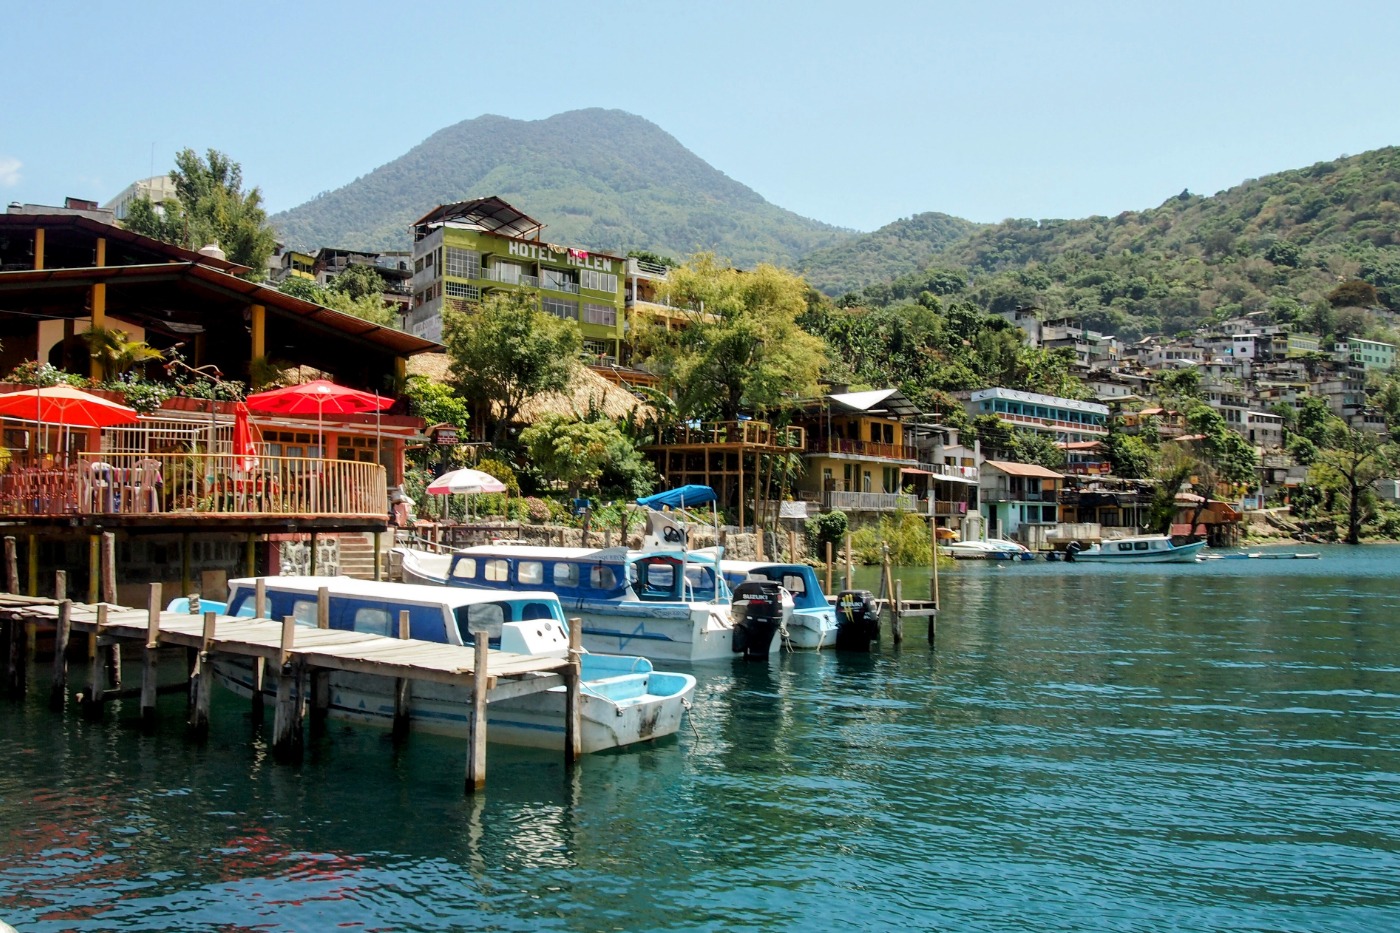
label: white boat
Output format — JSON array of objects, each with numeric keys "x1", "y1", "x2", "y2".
[
  {"x1": 393, "y1": 485, "x2": 784, "y2": 663},
  {"x1": 183, "y1": 576, "x2": 696, "y2": 754},
  {"x1": 722, "y1": 560, "x2": 839, "y2": 649},
  {"x1": 1064, "y1": 535, "x2": 1206, "y2": 564},
  {"x1": 941, "y1": 538, "x2": 1035, "y2": 561}
]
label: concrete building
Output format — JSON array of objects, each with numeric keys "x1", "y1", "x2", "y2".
[
  {"x1": 103, "y1": 176, "x2": 179, "y2": 221},
  {"x1": 964, "y1": 388, "x2": 1109, "y2": 445}
]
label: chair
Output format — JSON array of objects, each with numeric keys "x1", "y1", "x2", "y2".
[
  {"x1": 131, "y1": 458, "x2": 163, "y2": 513},
  {"x1": 88, "y1": 461, "x2": 119, "y2": 513}
]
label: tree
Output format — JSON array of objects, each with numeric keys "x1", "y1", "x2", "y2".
[
  {"x1": 442, "y1": 291, "x2": 580, "y2": 446},
  {"x1": 123, "y1": 148, "x2": 277, "y2": 276},
  {"x1": 82, "y1": 327, "x2": 163, "y2": 381},
  {"x1": 637, "y1": 254, "x2": 825, "y2": 422},
  {"x1": 1103, "y1": 426, "x2": 1155, "y2": 479},
  {"x1": 1185, "y1": 403, "x2": 1259, "y2": 488},
  {"x1": 519, "y1": 413, "x2": 655, "y2": 499},
  {"x1": 1312, "y1": 421, "x2": 1393, "y2": 544},
  {"x1": 1327, "y1": 279, "x2": 1380, "y2": 309},
  {"x1": 277, "y1": 275, "x2": 398, "y2": 327}
]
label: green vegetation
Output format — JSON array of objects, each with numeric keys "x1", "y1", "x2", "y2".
[{"x1": 124, "y1": 148, "x2": 277, "y2": 276}]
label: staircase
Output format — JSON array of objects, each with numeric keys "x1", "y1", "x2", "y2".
[{"x1": 335, "y1": 532, "x2": 385, "y2": 580}]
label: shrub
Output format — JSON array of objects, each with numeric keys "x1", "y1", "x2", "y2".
[{"x1": 805, "y1": 509, "x2": 848, "y2": 555}]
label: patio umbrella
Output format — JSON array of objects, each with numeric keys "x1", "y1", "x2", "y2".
[
  {"x1": 0, "y1": 384, "x2": 139, "y2": 456},
  {"x1": 232, "y1": 402, "x2": 261, "y2": 472},
  {"x1": 244, "y1": 379, "x2": 391, "y2": 458},
  {"x1": 427, "y1": 467, "x2": 507, "y2": 522}
]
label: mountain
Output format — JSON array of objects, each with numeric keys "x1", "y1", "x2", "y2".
[
  {"x1": 270, "y1": 109, "x2": 851, "y2": 269},
  {"x1": 795, "y1": 211, "x2": 982, "y2": 297},
  {"x1": 804, "y1": 147, "x2": 1400, "y2": 338}
]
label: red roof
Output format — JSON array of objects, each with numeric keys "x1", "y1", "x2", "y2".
[{"x1": 982, "y1": 460, "x2": 1064, "y2": 479}]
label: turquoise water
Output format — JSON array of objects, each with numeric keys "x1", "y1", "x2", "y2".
[{"x1": 2, "y1": 545, "x2": 1399, "y2": 931}]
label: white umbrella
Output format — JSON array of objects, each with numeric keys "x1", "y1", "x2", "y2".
[{"x1": 426, "y1": 468, "x2": 507, "y2": 522}]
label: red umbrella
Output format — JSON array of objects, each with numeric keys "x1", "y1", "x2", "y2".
[
  {"x1": 244, "y1": 379, "x2": 391, "y2": 457},
  {"x1": 0, "y1": 384, "x2": 139, "y2": 457},
  {"x1": 232, "y1": 402, "x2": 261, "y2": 472}
]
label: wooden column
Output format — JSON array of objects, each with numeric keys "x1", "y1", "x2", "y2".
[
  {"x1": 844, "y1": 535, "x2": 854, "y2": 591},
  {"x1": 245, "y1": 533, "x2": 257, "y2": 578},
  {"x1": 251, "y1": 579, "x2": 267, "y2": 721},
  {"x1": 49, "y1": 600, "x2": 72, "y2": 710},
  {"x1": 272, "y1": 614, "x2": 304, "y2": 762},
  {"x1": 89, "y1": 238, "x2": 107, "y2": 379},
  {"x1": 100, "y1": 532, "x2": 120, "y2": 689},
  {"x1": 309, "y1": 532, "x2": 318, "y2": 575},
  {"x1": 309, "y1": 587, "x2": 330, "y2": 738},
  {"x1": 3, "y1": 536, "x2": 17, "y2": 593},
  {"x1": 250, "y1": 303, "x2": 266, "y2": 361},
  {"x1": 564, "y1": 617, "x2": 583, "y2": 766},
  {"x1": 373, "y1": 533, "x2": 382, "y2": 582},
  {"x1": 141, "y1": 583, "x2": 162, "y2": 730},
  {"x1": 87, "y1": 535, "x2": 100, "y2": 604},
  {"x1": 26, "y1": 534, "x2": 38, "y2": 597},
  {"x1": 825, "y1": 541, "x2": 833, "y2": 594},
  {"x1": 33, "y1": 227, "x2": 45, "y2": 270},
  {"x1": 466, "y1": 629, "x2": 491, "y2": 792},
  {"x1": 187, "y1": 611, "x2": 216, "y2": 740},
  {"x1": 180, "y1": 533, "x2": 191, "y2": 597},
  {"x1": 392, "y1": 609, "x2": 411, "y2": 742},
  {"x1": 81, "y1": 604, "x2": 107, "y2": 720}
]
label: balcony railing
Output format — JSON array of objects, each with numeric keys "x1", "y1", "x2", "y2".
[
  {"x1": 923, "y1": 462, "x2": 980, "y2": 480},
  {"x1": 651, "y1": 421, "x2": 806, "y2": 449},
  {"x1": 808, "y1": 438, "x2": 918, "y2": 462},
  {"x1": 0, "y1": 452, "x2": 387, "y2": 518},
  {"x1": 826, "y1": 491, "x2": 917, "y2": 512}
]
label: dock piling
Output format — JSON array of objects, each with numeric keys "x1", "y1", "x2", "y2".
[
  {"x1": 466, "y1": 628, "x2": 490, "y2": 792},
  {"x1": 844, "y1": 535, "x2": 854, "y2": 592},
  {"x1": 49, "y1": 600, "x2": 72, "y2": 711},
  {"x1": 81, "y1": 604, "x2": 108, "y2": 719},
  {"x1": 308, "y1": 587, "x2": 331, "y2": 737},
  {"x1": 186, "y1": 611, "x2": 215, "y2": 739},
  {"x1": 564, "y1": 617, "x2": 583, "y2": 766},
  {"x1": 393, "y1": 609, "x2": 411, "y2": 742},
  {"x1": 272, "y1": 615, "x2": 304, "y2": 762},
  {"x1": 141, "y1": 583, "x2": 162, "y2": 730},
  {"x1": 893, "y1": 579, "x2": 904, "y2": 644},
  {"x1": 4, "y1": 536, "x2": 17, "y2": 593}
]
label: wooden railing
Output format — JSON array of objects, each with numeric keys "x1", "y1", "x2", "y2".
[
  {"x1": 0, "y1": 453, "x2": 387, "y2": 518},
  {"x1": 808, "y1": 438, "x2": 918, "y2": 461},
  {"x1": 652, "y1": 421, "x2": 806, "y2": 449},
  {"x1": 826, "y1": 491, "x2": 918, "y2": 512}
]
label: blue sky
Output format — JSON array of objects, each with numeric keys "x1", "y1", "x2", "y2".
[{"x1": 4, "y1": 0, "x2": 1397, "y2": 234}]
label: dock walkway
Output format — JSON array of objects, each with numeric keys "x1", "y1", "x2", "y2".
[{"x1": 0, "y1": 589, "x2": 581, "y2": 792}]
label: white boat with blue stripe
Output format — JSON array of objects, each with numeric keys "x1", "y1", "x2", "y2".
[{"x1": 177, "y1": 576, "x2": 696, "y2": 753}]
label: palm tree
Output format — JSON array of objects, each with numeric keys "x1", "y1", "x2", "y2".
[{"x1": 82, "y1": 327, "x2": 164, "y2": 381}]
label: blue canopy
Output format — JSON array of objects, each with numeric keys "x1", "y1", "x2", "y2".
[{"x1": 637, "y1": 485, "x2": 716, "y2": 509}]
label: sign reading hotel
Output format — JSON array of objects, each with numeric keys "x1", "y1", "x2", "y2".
[{"x1": 507, "y1": 240, "x2": 616, "y2": 272}]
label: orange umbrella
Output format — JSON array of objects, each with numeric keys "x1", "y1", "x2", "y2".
[
  {"x1": 0, "y1": 384, "x2": 140, "y2": 429},
  {"x1": 232, "y1": 402, "x2": 261, "y2": 472}
]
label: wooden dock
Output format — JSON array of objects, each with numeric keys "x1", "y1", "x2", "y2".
[{"x1": 0, "y1": 586, "x2": 581, "y2": 792}]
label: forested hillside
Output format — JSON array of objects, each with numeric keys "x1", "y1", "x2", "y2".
[
  {"x1": 271, "y1": 109, "x2": 851, "y2": 269},
  {"x1": 795, "y1": 211, "x2": 981, "y2": 296},
  {"x1": 805, "y1": 148, "x2": 1400, "y2": 339}
]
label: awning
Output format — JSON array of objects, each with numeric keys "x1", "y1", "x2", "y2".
[{"x1": 900, "y1": 467, "x2": 932, "y2": 475}]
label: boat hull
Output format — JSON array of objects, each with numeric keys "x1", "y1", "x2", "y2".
[
  {"x1": 214, "y1": 659, "x2": 695, "y2": 754},
  {"x1": 1071, "y1": 540, "x2": 1206, "y2": 563}
]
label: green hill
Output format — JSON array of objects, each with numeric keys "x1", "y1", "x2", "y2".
[
  {"x1": 270, "y1": 108, "x2": 851, "y2": 269},
  {"x1": 795, "y1": 211, "x2": 982, "y2": 296},
  {"x1": 802, "y1": 147, "x2": 1400, "y2": 339}
]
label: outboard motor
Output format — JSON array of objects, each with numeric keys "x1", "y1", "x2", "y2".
[
  {"x1": 1064, "y1": 540, "x2": 1083, "y2": 563},
  {"x1": 731, "y1": 580, "x2": 784, "y2": 661},
  {"x1": 835, "y1": 589, "x2": 881, "y2": 652}
]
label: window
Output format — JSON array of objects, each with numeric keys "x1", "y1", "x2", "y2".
[
  {"x1": 636, "y1": 559, "x2": 675, "y2": 598},
  {"x1": 579, "y1": 268, "x2": 617, "y2": 294},
  {"x1": 518, "y1": 561, "x2": 544, "y2": 585},
  {"x1": 553, "y1": 563, "x2": 579, "y2": 587},
  {"x1": 490, "y1": 261, "x2": 521, "y2": 284},
  {"x1": 291, "y1": 600, "x2": 317, "y2": 625},
  {"x1": 351, "y1": 606, "x2": 393, "y2": 636},
  {"x1": 451, "y1": 558, "x2": 477, "y2": 580},
  {"x1": 445, "y1": 247, "x2": 480, "y2": 279},
  {"x1": 542, "y1": 296, "x2": 578, "y2": 320},
  {"x1": 590, "y1": 565, "x2": 617, "y2": 590},
  {"x1": 541, "y1": 268, "x2": 578, "y2": 293},
  {"x1": 445, "y1": 281, "x2": 479, "y2": 301},
  {"x1": 1133, "y1": 541, "x2": 1150, "y2": 551},
  {"x1": 455, "y1": 602, "x2": 505, "y2": 645},
  {"x1": 518, "y1": 601, "x2": 555, "y2": 621},
  {"x1": 485, "y1": 559, "x2": 510, "y2": 582},
  {"x1": 583, "y1": 302, "x2": 616, "y2": 326}
]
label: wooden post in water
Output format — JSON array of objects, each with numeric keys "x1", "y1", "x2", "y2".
[
  {"x1": 245, "y1": 533, "x2": 257, "y2": 578},
  {"x1": 824, "y1": 541, "x2": 833, "y2": 594},
  {"x1": 564, "y1": 616, "x2": 583, "y2": 766},
  {"x1": 310, "y1": 587, "x2": 331, "y2": 738},
  {"x1": 892, "y1": 579, "x2": 904, "y2": 645},
  {"x1": 251, "y1": 579, "x2": 267, "y2": 722},
  {"x1": 393, "y1": 609, "x2": 411, "y2": 742},
  {"x1": 4, "y1": 597, "x2": 28, "y2": 700},
  {"x1": 788, "y1": 530, "x2": 798, "y2": 563},
  {"x1": 88, "y1": 535, "x2": 100, "y2": 604},
  {"x1": 928, "y1": 519, "x2": 939, "y2": 646},
  {"x1": 272, "y1": 614, "x2": 304, "y2": 762},
  {"x1": 373, "y1": 533, "x2": 382, "y2": 582},
  {"x1": 26, "y1": 534, "x2": 38, "y2": 597},
  {"x1": 3, "y1": 536, "x2": 17, "y2": 593},
  {"x1": 141, "y1": 583, "x2": 162, "y2": 730},
  {"x1": 82, "y1": 603, "x2": 107, "y2": 720},
  {"x1": 844, "y1": 534, "x2": 854, "y2": 592},
  {"x1": 100, "y1": 532, "x2": 120, "y2": 690},
  {"x1": 54, "y1": 570, "x2": 66, "y2": 603},
  {"x1": 466, "y1": 628, "x2": 491, "y2": 792},
  {"x1": 180, "y1": 533, "x2": 191, "y2": 598},
  {"x1": 881, "y1": 543, "x2": 897, "y2": 639},
  {"x1": 187, "y1": 611, "x2": 216, "y2": 740},
  {"x1": 49, "y1": 600, "x2": 72, "y2": 711},
  {"x1": 308, "y1": 532, "x2": 319, "y2": 576}
]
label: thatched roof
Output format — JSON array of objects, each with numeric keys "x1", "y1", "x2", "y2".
[{"x1": 409, "y1": 351, "x2": 648, "y2": 424}]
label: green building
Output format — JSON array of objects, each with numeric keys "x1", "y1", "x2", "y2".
[{"x1": 406, "y1": 198, "x2": 626, "y2": 362}]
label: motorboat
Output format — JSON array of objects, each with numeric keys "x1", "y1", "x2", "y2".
[
  {"x1": 941, "y1": 538, "x2": 1035, "y2": 561},
  {"x1": 722, "y1": 560, "x2": 837, "y2": 649},
  {"x1": 173, "y1": 576, "x2": 696, "y2": 753},
  {"x1": 1063, "y1": 535, "x2": 1205, "y2": 564},
  {"x1": 393, "y1": 485, "x2": 785, "y2": 663}
]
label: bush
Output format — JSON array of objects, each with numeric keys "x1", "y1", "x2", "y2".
[
  {"x1": 805, "y1": 510, "x2": 848, "y2": 555},
  {"x1": 848, "y1": 511, "x2": 933, "y2": 565},
  {"x1": 525, "y1": 497, "x2": 551, "y2": 523}
]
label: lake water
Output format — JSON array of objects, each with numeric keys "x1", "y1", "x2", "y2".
[{"x1": 2, "y1": 545, "x2": 1399, "y2": 931}]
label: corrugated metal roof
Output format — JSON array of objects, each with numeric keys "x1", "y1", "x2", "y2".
[{"x1": 982, "y1": 460, "x2": 1064, "y2": 479}]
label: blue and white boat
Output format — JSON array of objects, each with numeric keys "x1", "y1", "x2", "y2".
[
  {"x1": 722, "y1": 560, "x2": 837, "y2": 649},
  {"x1": 395, "y1": 485, "x2": 784, "y2": 663},
  {"x1": 176, "y1": 576, "x2": 696, "y2": 753},
  {"x1": 1064, "y1": 535, "x2": 1206, "y2": 563}
]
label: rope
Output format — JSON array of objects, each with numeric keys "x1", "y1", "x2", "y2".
[{"x1": 683, "y1": 697, "x2": 702, "y2": 745}]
